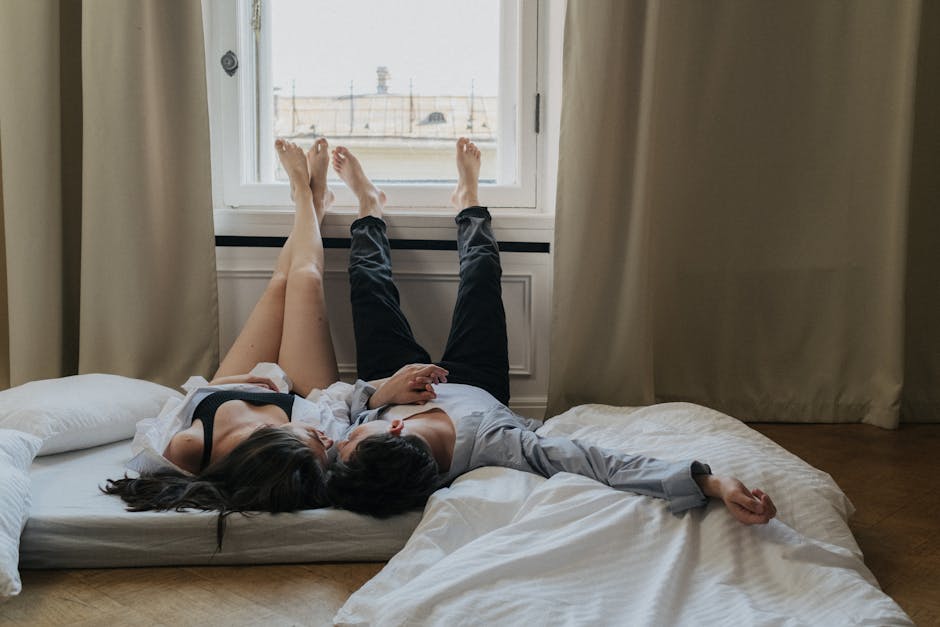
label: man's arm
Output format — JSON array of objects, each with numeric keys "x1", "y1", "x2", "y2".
[
  {"x1": 346, "y1": 364, "x2": 450, "y2": 424},
  {"x1": 466, "y1": 412, "x2": 776, "y2": 523},
  {"x1": 366, "y1": 364, "x2": 448, "y2": 409},
  {"x1": 460, "y1": 412, "x2": 709, "y2": 513}
]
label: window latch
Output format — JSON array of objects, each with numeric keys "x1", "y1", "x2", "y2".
[{"x1": 221, "y1": 51, "x2": 238, "y2": 77}]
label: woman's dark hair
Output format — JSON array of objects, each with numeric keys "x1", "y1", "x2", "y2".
[
  {"x1": 103, "y1": 427, "x2": 328, "y2": 548},
  {"x1": 326, "y1": 434, "x2": 440, "y2": 518}
]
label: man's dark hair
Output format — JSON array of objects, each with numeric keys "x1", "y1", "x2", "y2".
[{"x1": 326, "y1": 434, "x2": 440, "y2": 517}]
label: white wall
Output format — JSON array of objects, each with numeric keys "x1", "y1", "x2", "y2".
[{"x1": 216, "y1": 233, "x2": 553, "y2": 418}]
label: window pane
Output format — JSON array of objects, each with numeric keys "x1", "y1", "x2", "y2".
[{"x1": 269, "y1": 0, "x2": 502, "y2": 185}]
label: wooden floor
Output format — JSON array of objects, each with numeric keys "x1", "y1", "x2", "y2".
[
  {"x1": 751, "y1": 423, "x2": 940, "y2": 627},
  {"x1": 4, "y1": 423, "x2": 938, "y2": 626}
]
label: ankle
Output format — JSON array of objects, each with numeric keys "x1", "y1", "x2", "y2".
[
  {"x1": 358, "y1": 204, "x2": 382, "y2": 219},
  {"x1": 457, "y1": 190, "x2": 480, "y2": 209},
  {"x1": 357, "y1": 189, "x2": 382, "y2": 207},
  {"x1": 293, "y1": 185, "x2": 313, "y2": 203}
]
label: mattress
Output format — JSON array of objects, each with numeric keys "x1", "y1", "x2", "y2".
[
  {"x1": 21, "y1": 440, "x2": 421, "y2": 568},
  {"x1": 336, "y1": 403, "x2": 913, "y2": 626}
]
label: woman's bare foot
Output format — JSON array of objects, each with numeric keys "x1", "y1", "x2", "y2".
[
  {"x1": 331, "y1": 146, "x2": 386, "y2": 218},
  {"x1": 451, "y1": 137, "x2": 481, "y2": 210},
  {"x1": 306, "y1": 138, "x2": 334, "y2": 223},
  {"x1": 276, "y1": 138, "x2": 312, "y2": 203}
]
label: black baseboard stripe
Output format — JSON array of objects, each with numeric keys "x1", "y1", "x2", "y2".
[{"x1": 215, "y1": 236, "x2": 549, "y2": 253}]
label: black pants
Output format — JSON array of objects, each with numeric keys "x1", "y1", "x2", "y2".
[{"x1": 348, "y1": 206, "x2": 510, "y2": 405}]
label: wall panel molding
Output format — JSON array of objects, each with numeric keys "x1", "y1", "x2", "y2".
[
  {"x1": 216, "y1": 246, "x2": 551, "y2": 419},
  {"x1": 217, "y1": 267, "x2": 537, "y2": 377}
]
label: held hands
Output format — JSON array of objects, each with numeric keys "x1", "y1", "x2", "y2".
[
  {"x1": 369, "y1": 364, "x2": 449, "y2": 409},
  {"x1": 696, "y1": 475, "x2": 777, "y2": 525}
]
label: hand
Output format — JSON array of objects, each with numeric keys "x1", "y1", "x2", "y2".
[
  {"x1": 697, "y1": 475, "x2": 777, "y2": 525},
  {"x1": 369, "y1": 364, "x2": 449, "y2": 408},
  {"x1": 208, "y1": 373, "x2": 279, "y2": 391}
]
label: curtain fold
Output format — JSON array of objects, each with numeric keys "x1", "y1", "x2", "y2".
[
  {"x1": 549, "y1": 0, "x2": 937, "y2": 427},
  {"x1": 0, "y1": 1, "x2": 66, "y2": 385},
  {"x1": 0, "y1": 143, "x2": 8, "y2": 389},
  {"x1": 902, "y1": 0, "x2": 940, "y2": 423},
  {"x1": 0, "y1": 0, "x2": 218, "y2": 390}
]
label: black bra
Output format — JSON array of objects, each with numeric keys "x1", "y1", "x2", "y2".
[{"x1": 191, "y1": 390, "x2": 295, "y2": 471}]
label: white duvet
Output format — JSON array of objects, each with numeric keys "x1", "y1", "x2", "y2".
[{"x1": 336, "y1": 403, "x2": 911, "y2": 626}]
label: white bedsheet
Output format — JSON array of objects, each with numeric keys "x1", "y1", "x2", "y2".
[
  {"x1": 21, "y1": 439, "x2": 421, "y2": 568},
  {"x1": 336, "y1": 403, "x2": 911, "y2": 626}
]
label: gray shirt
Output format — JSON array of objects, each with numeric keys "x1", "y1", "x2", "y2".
[{"x1": 349, "y1": 382, "x2": 710, "y2": 514}]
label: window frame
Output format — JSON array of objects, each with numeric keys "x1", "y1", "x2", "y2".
[{"x1": 205, "y1": 0, "x2": 540, "y2": 212}]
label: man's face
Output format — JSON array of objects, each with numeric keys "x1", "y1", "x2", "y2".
[{"x1": 335, "y1": 421, "x2": 392, "y2": 462}]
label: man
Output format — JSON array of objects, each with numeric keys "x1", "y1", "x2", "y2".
[{"x1": 327, "y1": 138, "x2": 777, "y2": 526}]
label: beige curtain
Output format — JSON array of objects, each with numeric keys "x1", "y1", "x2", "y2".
[
  {"x1": 549, "y1": 0, "x2": 939, "y2": 428},
  {"x1": 0, "y1": 1, "x2": 218, "y2": 389}
]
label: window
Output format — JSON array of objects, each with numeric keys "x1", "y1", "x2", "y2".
[{"x1": 206, "y1": 0, "x2": 539, "y2": 211}]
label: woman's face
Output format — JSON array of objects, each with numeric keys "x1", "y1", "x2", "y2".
[{"x1": 277, "y1": 423, "x2": 333, "y2": 466}]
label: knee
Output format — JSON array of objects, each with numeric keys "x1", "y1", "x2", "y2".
[
  {"x1": 461, "y1": 249, "x2": 502, "y2": 278},
  {"x1": 287, "y1": 264, "x2": 325, "y2": 290},
  {"x1": 349, "y1": 262, "x2": 392, "y2": 292},
  {"x1": 267, "y1": 273, "x2": 289, "y2": 297}
]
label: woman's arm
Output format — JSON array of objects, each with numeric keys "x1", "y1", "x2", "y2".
[
  {"x1": 163, "y1": 429, "x2": 203, "y2": 475},
  {"x1": 207, "y1": 373, "x2": 279, "y2": 390}
]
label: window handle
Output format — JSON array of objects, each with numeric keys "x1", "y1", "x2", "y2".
[{"x1": 221, "y1": 51, "x2": 238, "y2": 77}]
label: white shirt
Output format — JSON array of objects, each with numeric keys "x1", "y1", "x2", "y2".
[
  {"x1": 380, "y1": 383, "x2": 503, "y2": 426},
  {"x1": 126, "y1": 363, "x2": 355, "y2": 476}
]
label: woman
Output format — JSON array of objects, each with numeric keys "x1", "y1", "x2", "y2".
[{"x1": 104, "y1": 138, "x2": 445, "y2": 543}]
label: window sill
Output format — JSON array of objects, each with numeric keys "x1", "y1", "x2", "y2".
[{"x1": 213, "y1": 207, "x2": 556, "y2": 243}]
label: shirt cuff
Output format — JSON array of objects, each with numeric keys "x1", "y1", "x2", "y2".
[
  {"x1": 350, "y1": 379, "x2": 378, "y2": 420},
  {"x1": 664, "y1": 460, "x2": 711, "y2": 514},
  {"x1": 181, "y1": 376, "x2": 209, "y2": 393},
  {"x1": 249, "y1": 362, "x2": 292, "y2": 393}
]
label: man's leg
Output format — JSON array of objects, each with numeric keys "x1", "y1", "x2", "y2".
[
  {"x1": 438, "y1": 139, "x2": 510, "y2": 404},
  {"x1": 334, "y1": 146, "x2": 431, "y2": 381}
]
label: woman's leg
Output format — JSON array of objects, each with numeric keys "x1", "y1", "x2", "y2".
[
  {"x1": 276, "y1": 138, "x2": 339, "y2": 396},
  {"x1": 214, "y1": 209, "x2": 294, "y2": 378},
  {"x1": 215, "y1": 139, "x2": 335, "y2": 382}
]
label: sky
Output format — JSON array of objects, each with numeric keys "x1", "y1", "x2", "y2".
[{"x1": 271, "y1": 0, "x2": 501, "y2": 97}]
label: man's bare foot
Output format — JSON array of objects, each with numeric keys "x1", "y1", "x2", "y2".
[
  {"x1": 276, "y1": 138, "x2": 312, "y2": 202},
  {"x1": 451, "y1": 137, "x2": 481, "y2": 210},
  {"x1": 306, "y1": 138, "x2": 334, "y2": 223},
  {"x1": 331, "y1": 146, "x2": 386, "y2": 218}
]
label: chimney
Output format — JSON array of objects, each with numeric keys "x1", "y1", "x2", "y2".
[{"x1": 376, "y1": 66, "x2": 390, "y2": 94}]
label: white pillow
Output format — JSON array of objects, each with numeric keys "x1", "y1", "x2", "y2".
[
  {"x1": 0, "y1": 429, "x2": 43, "y2": 598},
  {"x1": 0, "y1": 374, "x2": 182, "y2": 456}
]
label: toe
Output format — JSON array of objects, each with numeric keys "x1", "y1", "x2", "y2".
[{"x1": 316, "y1": 137, "x2": 328, "y2": 152}]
